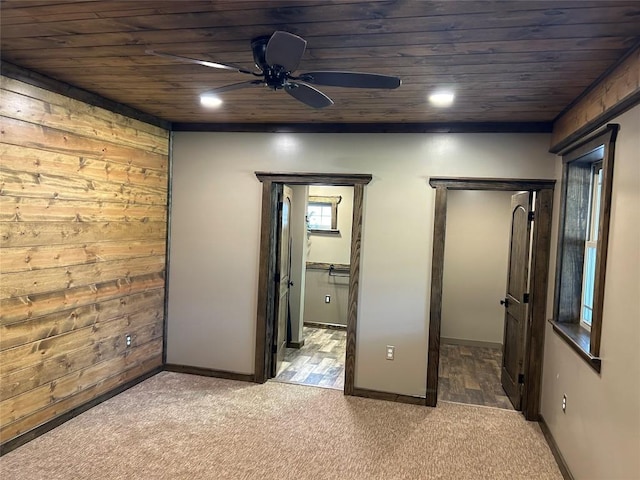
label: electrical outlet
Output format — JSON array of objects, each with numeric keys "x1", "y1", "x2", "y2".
[
  {"x1": 562, "y1": 394, "x2": 567, "y2": 413},
  {"x1": 125, "y1": 334, "x2": 132, "y2": 347},
  {"x1": 325, "y1": 295, "x2": 331, "y2": 304},
  {"x1": 386, "y1": 345, "x2": 395, "y2": 360}
]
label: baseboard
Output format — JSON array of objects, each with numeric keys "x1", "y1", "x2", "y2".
[
  {"x1": 303, "y1": 321, "x2": 347, "y2": 331},
  {"x1": 440, "y1": 337, "x2": 502, "y2": 349},
  {"x1": 0, "y1": 365, "x2": 163, "y2": 457},
  {"x1": 352, "y1": 387, "x2": 426, "y2": 406},
  {"x1": 287, "y1": 339, "x2": 305, "y2": 349},
  {"x1": 164, "y1": 364, "x2": 255, "y2": 382},
  {"x1": 538, "y1": 414, "x2": 575, "y2": 480}
]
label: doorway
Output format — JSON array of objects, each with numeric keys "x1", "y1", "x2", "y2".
[
  {"x1": 438, "y1": 190, "x2": 518, "y2": 410},
  {"x1": 253, "y1": 172, "x2": 372, "y2": 397},
  {"x1": 274, "y1": 185, "x2": 353, "y2": 390},
  {"x1": 426, "y1": 177, "x2": 555, "y2": 421}
]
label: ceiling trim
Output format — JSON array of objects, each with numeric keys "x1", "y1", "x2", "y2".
[
  {"x1": 172, "y1": 122, "x2": 552, "y2": 134},
  {"x1": 550, "y1": 45, "x2": 640, "y2": 153},
  {"x1": 1, "y1": 61, "x2": 171, "y2": 131},
  {"x1": 550, "y1": 89, "x2": 640, "y2": 155},
  {"x1": 552, "y1": 39, "x2": 640, "y2": 125}
]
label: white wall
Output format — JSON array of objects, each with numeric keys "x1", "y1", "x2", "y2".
[
  {"x1": 303, "y1": 269, "x2": 350, "y2": 326},
  {"x1": 541, "y1": 105, "x2": 640, "y2": 479},
  {"x1": 441, "y1": 190, "x2": 514, "y2": 345},
  {"x1": 304, "y1": 185, "x2": 353, "y2": 326},
  {"x1": 167, "y1": 132, "x2": 556, "y2": 395}
]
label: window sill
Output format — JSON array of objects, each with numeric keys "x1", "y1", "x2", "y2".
[
  {"x1": 549, "y1": 319, "x2": 601, "y2": 373},
  {"x1": 309, "y1": 229, "x2": 340, "y2": 236}
]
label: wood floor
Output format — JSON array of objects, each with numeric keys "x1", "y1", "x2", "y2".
[
  {"x1": 275, "y1": 329, "x2": 511, "y2": 408},
  {"x1": 438, "y1": 343, "x2": 514, "y2": 410},
  {"x1": 274, "y1": 326, "x2": 346, "y2": 390}
]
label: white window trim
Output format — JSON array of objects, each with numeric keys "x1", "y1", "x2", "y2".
[{"x1": 579, "y1": 163, "x2": 602, "y2": 331}]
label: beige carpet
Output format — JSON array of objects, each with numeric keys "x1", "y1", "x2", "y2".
[{"x1": 0, "y1": 372, "x2": 562, "y2": 480}]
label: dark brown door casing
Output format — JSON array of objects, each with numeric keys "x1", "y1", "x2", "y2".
[
  {"x1": 254, "y1": 172, "x2": 372, "y2": 395},
  {"x1": 501, "y1": 191, "x2": 533, "y2": 409},
  {"x1": 426, "y1": 177, "x2": 554, "y2": 421}
]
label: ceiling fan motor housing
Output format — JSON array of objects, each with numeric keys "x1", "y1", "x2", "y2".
[
  {"x1": 252, "y1": 35, "x2": 291, "y2": 90},
  {"x1": 251, "y1": 35, "x2": 272, "y2": 72}
]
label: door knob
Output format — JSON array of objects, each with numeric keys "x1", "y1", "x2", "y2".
[
  {"x1": 288, "y1": 280, "x2": 294, "y2": 287},
  {"x1": 500, "y1": 298, "x2": 509, "y2": 307}
]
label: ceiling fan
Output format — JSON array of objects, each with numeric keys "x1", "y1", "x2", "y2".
[{"x1": 146, "y1": 31, "x2": 401, "y2": 109}]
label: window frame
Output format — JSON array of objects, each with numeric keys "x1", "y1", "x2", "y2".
[
  {"x1": 551, "y1": 124, "x2": 618, "y2": 373},
  {"x1": 307, "y1": 195, "x2": 341, "y2": 234}
]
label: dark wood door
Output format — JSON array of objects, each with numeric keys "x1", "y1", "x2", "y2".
[
  {"x1": 272, "y1": 185, "x2": 293, "y2": 377},
  {"x1": 501, "y1": 191, "x2": 533, "y2": 410}
]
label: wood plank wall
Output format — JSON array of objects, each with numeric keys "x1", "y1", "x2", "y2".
[
  {"x1": 550, "y1": 46, "x2": 640, "y2": 152},
  {"x1": 0, "y1": 75, "x2": 169, "y2": 445}
]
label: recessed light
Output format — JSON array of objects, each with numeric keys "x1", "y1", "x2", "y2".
[
  {"x1": 429, "y1": 91, "x2": 455, "y2": 107},
  {"x1": 200, "y1": 95, "x2": 223, "y2": 108}
]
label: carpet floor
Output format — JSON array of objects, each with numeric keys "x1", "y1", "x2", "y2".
[{"x1": 0, "y1": 372, "x2": 562, "y2": 480}]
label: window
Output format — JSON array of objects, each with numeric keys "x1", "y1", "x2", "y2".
[
  {"x1": 579, "y1": 163, "x2": 602, "y2": 330},
  {"x1": 551, "y1": 125, "x2": 618, "y2": 372},
  {"x1": 307, "y1": 195, "x2": 341, "y2": 233},
  {"x1": 307, "y1": 202, "x2": 333, "y2": 230}
]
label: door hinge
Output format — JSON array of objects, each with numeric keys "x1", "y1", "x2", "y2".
[
  {"x1": 528, "y1": 211, "x2": 535, "y2": 222},
  {"x1": 523, "y1": 293, "x2": 530, "y2": 304},
  {"x1": 518, "y1": 373, "x2": 525, "y2": 384}
]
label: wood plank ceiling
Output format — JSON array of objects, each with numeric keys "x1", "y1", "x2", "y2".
[{"x1": 1, "y1": 0, "x2": 639, "y2": 125}]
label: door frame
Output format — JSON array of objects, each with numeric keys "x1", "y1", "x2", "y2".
[
  {"x1": 426, "y1": 177, "x2": 555, "y2": 420},
  {"x1": 254, "y1": 172, "x2": 372, "y2": 396}
]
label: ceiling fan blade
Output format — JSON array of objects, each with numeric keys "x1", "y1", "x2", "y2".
[
  {"x1": 146, "y1": 50, "x2": 257, "y2": 75},
  {"x1": 285, "y1": 82, "x2": 333, "y2": 109},
  {"x1": 300, "y1": 71, "x2": 401, "y2": 89},
  {"x1": 202, "y1": 80, "x2": 264, "y2": 95},
  {"x1": 265, "y1": 31, "x2": 307, "y2": 72}
]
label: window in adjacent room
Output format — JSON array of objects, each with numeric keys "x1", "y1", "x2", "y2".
[
  {"x1": 307, "y1": 195, "x2": 341, "y2": 234},
  {"x1": 551, "y1": 124, "x2": 618, "y2": 372}
]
